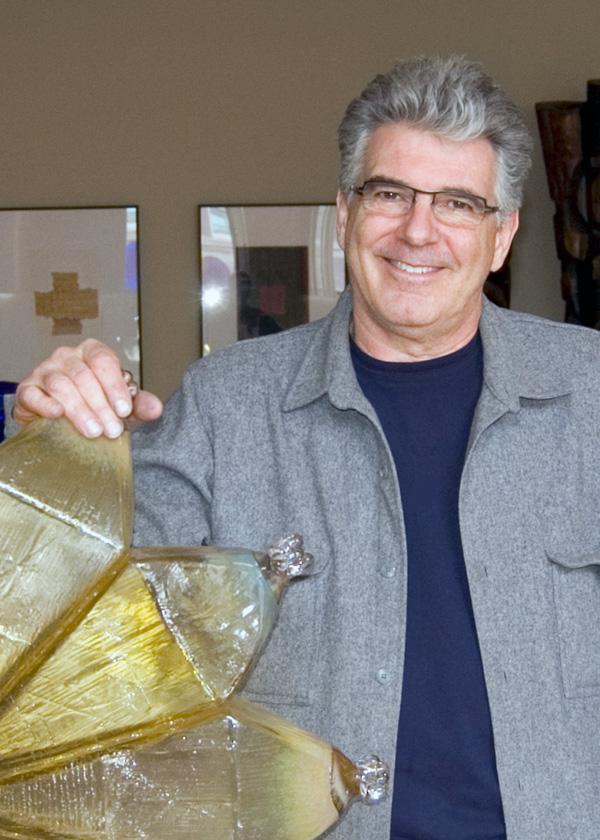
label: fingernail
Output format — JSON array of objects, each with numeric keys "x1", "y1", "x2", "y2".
[
  {"x1": 115, "y1": 399, "x2": 130, "y2": 417},
  {"x1": 85, "y1": 419, "x2": 103, "y2": 437},
  {"x1": 106, "y1": 420, "x2": 124, "y2": 439}
]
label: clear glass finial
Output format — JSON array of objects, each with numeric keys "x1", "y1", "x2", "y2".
[
  {"x1": 357, "y1": 755, "x2": 390, "y2": 804},
  {"x1": 265, "y1": 534, "x2": 314, "y2": 579}
]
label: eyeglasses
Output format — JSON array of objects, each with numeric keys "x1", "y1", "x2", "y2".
[{"x1": 351, "y1": 179, "x2": 500, "y2": 228}]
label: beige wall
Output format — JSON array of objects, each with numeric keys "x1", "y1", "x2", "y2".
[{"x1": 0, "y1": 0, "x2": 597, "y2": 398}]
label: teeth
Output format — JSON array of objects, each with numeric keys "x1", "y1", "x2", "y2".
[{"x1": 391, "y1": 260, "x2": 436, "y2": 274}]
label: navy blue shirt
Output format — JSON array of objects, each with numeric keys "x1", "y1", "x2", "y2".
[{"x1": 352, "y1": 334, "x2": 506, "y2": 840}]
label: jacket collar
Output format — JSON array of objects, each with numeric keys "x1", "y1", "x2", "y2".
[
  {"x1": 283, "y1": 289, "x2": 574, "y2": 413},
  {"x1": 478, "y1": 297, "x2": 573, "y2": 411},
  {"x1": 283, "y1": 287, "x2": 369, "y2": 413}
]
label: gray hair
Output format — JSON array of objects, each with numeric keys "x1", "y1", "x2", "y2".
[{"x1": 338, "y1": 55, "x2": 533, "y2": 218}]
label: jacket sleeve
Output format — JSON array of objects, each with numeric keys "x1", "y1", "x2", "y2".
[{"x1": 131, "y1": 365, "x2": 214, "y2": 548}]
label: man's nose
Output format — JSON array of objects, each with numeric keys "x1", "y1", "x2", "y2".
[{"x1": 395, "y1": 194, "x2": 439, "y2": 244}]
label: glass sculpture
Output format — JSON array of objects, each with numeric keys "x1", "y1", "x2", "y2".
[{"x1": 0, "y1": 418, "x2": 388, "y2": 839}]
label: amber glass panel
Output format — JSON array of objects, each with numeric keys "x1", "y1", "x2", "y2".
[
  {"x1": 0, "y1": 419, "x2": 132, "y2": 704},
  {"x1": 0, "y1": 697, "x2": 360, "y2": 840},
  {"x1": 0, "y1": 417, "x2": 132, "y2": 546},
  {"x1": 0, "y1": 564, "x2": 213, "y2": 777}
]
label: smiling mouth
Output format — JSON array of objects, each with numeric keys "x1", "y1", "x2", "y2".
[{"x1": 389, "y1": 259, "x2": 439, "y2": 275}]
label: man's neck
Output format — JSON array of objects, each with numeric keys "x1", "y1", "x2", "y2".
[{"x1": 350, "y1": 311, "x2": 481, "y2": 363}]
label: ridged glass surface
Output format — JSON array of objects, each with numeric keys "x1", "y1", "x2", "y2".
[
  {"x1": 0, "y1": 419, "x2": 383, "y2": 839},
  {"x1": 0, "y1": 416, "x2": 132, "y2": 546},
  {"x1": 0, "y1": 564, "x2": 214, "y2": 777},
  {"x1": 0, "y1": 697, "x2": 359, "y2": 840},
  {"x1": 133, "y1": 546, "x2": 279, "y2": 700},
  {"x1": 0, "y1": 419, "x2": 132, "y2": 705}
]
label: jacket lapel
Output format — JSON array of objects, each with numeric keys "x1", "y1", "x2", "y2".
[{"x1": 467, "y1": 298, "x2": 574, "y2": 458}]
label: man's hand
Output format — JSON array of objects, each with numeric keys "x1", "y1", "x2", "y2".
[{"x1": 14, "y1": 339, "x2": 163, "y2": 438}]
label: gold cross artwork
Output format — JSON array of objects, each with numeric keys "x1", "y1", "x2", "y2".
[
  {"x1": 0, "y1": 419, "x2": 388, "y2": 839},
  {"x1": 35, "y1": 272, "x2": 98, "y2": 335}
]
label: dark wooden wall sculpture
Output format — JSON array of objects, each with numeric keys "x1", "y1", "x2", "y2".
[{"x1": 537, "y1": 81, "x2": 600, "y2": 328}]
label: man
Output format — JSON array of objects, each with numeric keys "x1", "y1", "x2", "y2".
[{"x1": 13, "y1": 56, "x2": 600, "y2": 839}]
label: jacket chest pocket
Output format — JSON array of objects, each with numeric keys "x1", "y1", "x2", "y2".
[
  {"x1": 240, "y1": 549, "x2": 330, "y2": 707},
  {"x1": 547, "y1": 543, "x2": 600, "y2": 699}
]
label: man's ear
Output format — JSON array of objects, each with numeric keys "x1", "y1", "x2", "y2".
[
  {"x1": 336, "y1": 191, "x2": 349, "y2": 251},
  {"x1": 491, "y1": 210, "x2": 519, "y2": 273}
]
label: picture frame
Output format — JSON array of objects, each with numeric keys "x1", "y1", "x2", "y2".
[
  {"x1": 0, "y1": 206, "x2": 142, "y2": 385},
  {"x1": 199, "y1": 204, "x2": 346, "y2": 356}
]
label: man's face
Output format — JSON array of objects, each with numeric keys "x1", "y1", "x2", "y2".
[{"x1": 336, "y1": 123, "x2": 519, "y2": 359}]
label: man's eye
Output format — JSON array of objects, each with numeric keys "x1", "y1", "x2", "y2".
[
  {"x1": 374, "y1": 188, "x2": 408, "y2": 202},
  {"x1": 442, "y1": 196, "x2": 477, "y2": 212}
]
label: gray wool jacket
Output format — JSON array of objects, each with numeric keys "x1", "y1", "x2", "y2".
[{"x1": 131, "y1": 287, "x2": 600, "y2": 840}]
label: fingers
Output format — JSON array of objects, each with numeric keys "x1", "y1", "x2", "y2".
[
  {"x1": 131, "y1": 390, "x2": 164, "y2": 423},
  {"x1": 13, "y1": 340, "x2": 161, "y2": 439},
  {"x1": 13, "y1": 382, "x2": 65, "y2": 424}
]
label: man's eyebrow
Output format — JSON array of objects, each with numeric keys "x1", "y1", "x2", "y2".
[
  {"x1": 364, "y1": 176, "x2": 408, "y2": 187},
  {"x1": 365, "y1": 175, "x2": 482, "y2": 198}
]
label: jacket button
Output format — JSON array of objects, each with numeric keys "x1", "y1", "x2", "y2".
[
  {"x1": 379, "y1": 563, "x2": 397, "y2": 578},
  {"x1": 379, "y1": 466, "x2": 390, "y2": 479},
  {"x1": 376, "y1": 668, "x2": 391, "y2": 685}
]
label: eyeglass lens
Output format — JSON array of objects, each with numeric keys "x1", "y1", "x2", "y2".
[{"x1": 357, "y1": 182, "x2": 493, "y2": 226}]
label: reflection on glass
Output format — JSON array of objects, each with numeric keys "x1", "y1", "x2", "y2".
[{"x1": 199, "y1": 205, "x2": 345, "y2": 354}]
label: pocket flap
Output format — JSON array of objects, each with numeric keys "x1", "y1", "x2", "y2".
[
  {"x1": 546, "y1": 547, "x2": 600, "y2": 570},
  {"x1": 543, "y1": 508, "x2": 600, "y2": 570}
]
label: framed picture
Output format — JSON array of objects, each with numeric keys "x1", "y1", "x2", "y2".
[
  {"x1": 0, "y1": 206, "x2": 141, "y2": 385},
  {"x1": 199, "y1": 204, "x2": 346, "y2": 355}
]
